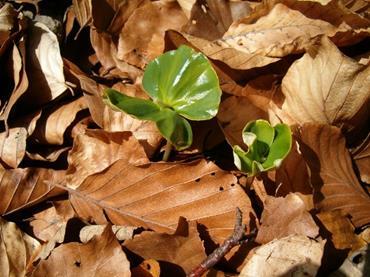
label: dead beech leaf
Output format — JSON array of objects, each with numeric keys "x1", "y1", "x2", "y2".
[
  {"x1": 0, "y1": 167, "x2": 65, "y2": 215},
  {"x1": 32, "y1": 225, "x2": 130, "y2": 277},
  {"x1": 0, "y1": 127, "x2": 27, "y2": 168},
  {"x1": 240, "y1": 235, "x2": 325, "y2": 277},
  {"x1": 67, "y1": 159, "x2": 254, "y2": 244},
  {"x1": 281, "y1": 36, "x2": 370, "y2": 134},
  {"x1": 30, "y1": 97, "x2": 88, "y2": 145},
  {"x1": 297, "y1": 124, "x2": 370, "y2": 228},
  {"x1": 117, "y1": 1, "x2": 187, "y2": 68},
  {"x1": 0, "y1": 217, "x2": 40, "y2": 277},
  {"x1": 351, "y1": 134, "x2": 370, "y2": 184},
  {"x1": 66, "y1": 130, "x2": 148, "y2": 189},
  {"x1": 124, "y1": 223, "x2": 206, "y2": 275},
  {"x1": 79, "y1": 225, "x2": 135, "y2": 243},
  {"x1": 25, "y1": 22, "x2": 67, "y2": 109},
  {"x1": 221, "y1": 3, "x2": 342, "y2": 58},
  {"x1": 317, "y1": 210, "x2": 366, "y2": 251},
  {"x1": 256, "y1": 194, "x2": 319, "y2": 244}
]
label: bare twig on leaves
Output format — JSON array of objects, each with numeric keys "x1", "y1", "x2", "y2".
[{"x1": 187, "y1": 207, "x2": 254, "y2": 277}]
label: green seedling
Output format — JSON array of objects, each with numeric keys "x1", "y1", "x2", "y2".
[
  {"x1": 233, "y1": 119, "x2": 292, "y2": 176},
  {"x1": 103, "y1": 45, "x2": 221, "y2": 160}
]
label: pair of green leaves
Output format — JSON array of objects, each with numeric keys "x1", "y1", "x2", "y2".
[
  {"x1": 233, "y1": 120, "x2": 292, "y2": 176},
  {"x1": 103, "y1": 45, "x2": 221, "y2": 150}
]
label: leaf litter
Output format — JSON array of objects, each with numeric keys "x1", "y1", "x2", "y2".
[{"x1": 0, "y1": 0, "x2": 369, "y2": 276}]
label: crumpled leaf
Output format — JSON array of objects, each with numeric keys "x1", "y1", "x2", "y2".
[
  {"x1": 124, "y1": 222, "x2": 206, "y2": 275},
  {"x1": 31, "y1": 225, "x2": 130, "y2": 277},
  {"x1": 66, "y1": 130, "x2": 149, "y2": 189},
  {"x1": 0, "y1": 167, "x2": 65, "y2": 215},
  {"x1": 296, "y1": 124, "x2": 370, "y2": 228},
  {"x1": 0, "y1": 217, "x2": 40, "y2": 277},
  {"x1": 256, "y1": 194, "x2": 319, "y2": 244},
  {"x1": 281, "y1": 36, "x2": 370, "y2": 135},
  {"x1": 67, "y1": 159, "x2": 254, "y2": 244},
  {"x1": 79, "y1": 225, "x2": 135, "y2": 243},
  {"x1": 240, "y1": 235, "x2": 325, "y2": 277}
]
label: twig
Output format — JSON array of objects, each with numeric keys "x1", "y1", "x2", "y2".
[
  {"x1": 162, "y1": 140, "x2": 172, "y2": 161},
  {"x1": 187, "y1": 207, "x2": 247, "y2": 277}
]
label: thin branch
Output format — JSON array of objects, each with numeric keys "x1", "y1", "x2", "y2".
[{"x1": 187, "y1": 207, "x2": 252, "y2": 277}]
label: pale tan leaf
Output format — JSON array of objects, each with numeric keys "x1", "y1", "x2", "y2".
[
  {"x1": 79, "y1": 225, "x2": 135, "y2": 243},
  {"x1": 124, "y1": 223, "x2": 206, "y2": 274},
  {"x1": 66, "y1": 130, "x2": 148, "y2": 189},
  {"x1": 32, "y1": 225, "x2": 130, "y2": 277},
  {"x1": 0, "y1": 3, "x2": 17, "y2": 46},
  {"x1": 30, "y1": 97, "x2": 88, "y2": 145},
  {"x1": 117, "y1": 1, "x2": 187, "y2": 68},
  {"x1": 177, "y1": 0, "x2": 196, "y2": 18},
  {"x1": 256, "y1": 194, "x2": 319, "y2": 244},
  {"x1": 296, "y1": 124, "x2": 370, "y2": 228},
  {"x1": 25, "y1": 22, "x2": 67, "y2": 108},
  {"x1": 0, "y1": 167, "x2": 65, "y2": 215},
  {"x1": 281, "y1": 36, "x2": 370, "y2": 134},
  {"x1": 67, "y1": 159, "x2": 254, "y2": 244},
  {"x1": 72, "y1": 0, "x2": 92, "y2": 29},
  {"x1": 0, "y1": 127, "x2": 27, "y2": 168},
  {"x1": 0, "y1": 217, "x2": 40, "y2": 277},
  {"x1": 240, "y1": 235, "x2": 325, "y2": 277}
]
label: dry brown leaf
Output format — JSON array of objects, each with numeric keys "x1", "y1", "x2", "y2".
[
  {"x1": 30, "y1": 97, "x2": 88, "y2": 145},
  {"x1": 351, "y1": 134, "x2": 370, "y2": 184},
  {"x1": 183, "y1": 0, "x2": 252, "y2": 40},
  {"x1": 317, "y1": 210, "x2": 366, "y2": 251},
  {"x1": 24, "y1": 22, "x2": 67, "y2": 109},
  {"x1": 0, "y1": 217, "x2": 40, "y2": 277},
  {"x1": 31, "y1": 225, "x2": 130, "y2": 277},
  {"x1": 124, "y1": 222, "x2": 206, "y2": 275},
  {"x1": 117, "y1": 1, "x2": 187, "y2": 68},
  {"x1": 72, "y1": 0, "x2": 92, "y2": 30},
  {"x1": 67, "y1": 159, "x2": 254, "y2": 244},
  {"x1": 220, "y1": 3, "x2": 344, "y2": 57},
  {"x1": 79, "y1": 225, "x2": 135, "y2": 243},
  {"x1": 0, "y1": 127, "x2": 27, "y2": 168},
  {"x1": 280, "y1": 37, "x2": 369, "y2": 136},
  {"x1": 296, "y1": 124, "x2": 370, "y2": 228},
  {"x1": 240, "y1": 235, "x2": 325, "y2": 277},
  {"x1": 256, "y1": 194, "x2": 319, "y2": 244},
  {"x1": 131, "y1": 259, "x2": 161, "y2": 277},
  {"x1": 0, "y1": 167, "x2": 65, "y2": 215},
  {"x1": 66, "y1": 130, "x2": 148, "y2": 189}
]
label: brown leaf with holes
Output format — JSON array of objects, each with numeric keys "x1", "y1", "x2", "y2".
[
  {"x1": 66, "y1": 159, "x2": 254, "y2": 244},
  {"x1": 296, "y1": 124, "x2": 370, "y2": 228},
  {"x1": 31, "y1": 225, "x2": 130, "y2": 277},
  {"x1": 256, "y1": 194, "x2": 319, "y2": 244}
]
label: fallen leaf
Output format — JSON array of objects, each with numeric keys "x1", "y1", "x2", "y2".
[
  {"x1": 0, "y1": 127, "x2": 27, "y2": 168},
  {"x1": 66, "y1": 130, "x2": 149, "y2": 189},
  {"x1": 31, "y1": 225, "x2": 131, "y2": 277},
  {"x1": 351, "y1": 134, "x2": 370, "y2": 184},
  {"x1": 240, "y1": 235, "x2": 325, "y2": 277},
  {"x1": 72, "y1": 0, "x2": 92, "y2": 30},
  {"x1": 0, "y1": 217, "x2": 40, "y2": 277},
  {"x1": 281, "y1": 36, "x2": 370, "y2": 135},
  {"x1": 256, "y1": 193, "x2": 319, "y2": 244},
  {"x1": 67, "y1": 159, "x2": 254, "y2": 243},
  {"x1": 296, "y1": 124, "x2": 370, "y2": 228},
  {"x1": 124, "y1": 222, "x2": 206, "y2": 275},
  {"x1": 0, "y1": 3, "x2": 18, "y2": 48},
  {"x1": 0, "y1": 167, "x2": 65, "y2": 215},
  {"x1": 79, "y1": 225, "x2": 135, "y2": 243}
]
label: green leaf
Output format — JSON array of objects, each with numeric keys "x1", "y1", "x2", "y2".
[
  {"x1": 142, "y1": 45, "x2": 221, "y2": 121},
  {"x1": 155, "y1": 108, "x2": 192, "y2": 150},
  {"x1": 103, "y1": 89, "x2": 162, "y2": 121}
]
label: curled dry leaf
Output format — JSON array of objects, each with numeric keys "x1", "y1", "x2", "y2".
[
  {"x1": 296, "y1": 124, "x2": 370, "y2": 228},
  {"x1": 256, "y1": 193, "x2": 319, "y2": 244},
  {"x1": 281, "y1": 36, "x2": 370, "y2": 135},
  {"x1": 117, "y1": 1, "x2": 187, "y2": 68},
  {"x1": 66, "y1": 159, "x2": 254, "y2": 244},
  {"x1": 240, "y1": 235, "x2": 325, "y2": 277},
  {"x1": 0, "y1": 127, "x2": 27, "y2": 168},
  {"x1": 72, "y1": 0, "x2": 92, "y2": 31},
  {"x1": 31, "y1": 225, "x2": 131, "y2": 277},
  {"x1": 79, "y1": 225, "x2": 135, "y2": 243},
  {"x1": 66, "y1": 130, "x2": 148, "y2": 189},
  {"x1": 0, "y1": 167, "x2": 66, "y2": 215},
  {"x1": 0, "y1": 217, "x2": 40, "y2": 277},
  {"x1": 220, "y1": 3, "x2": 341, "y2": 58},
  {"x1": 30, "y1": 97, "x2": 88, "y2": 145},
  {"x1": 24, "y1": 22, "x2": 67, "y2": 109},
  {"x1": 124, "y1": 222, "x2": 206, "y2": 275}
]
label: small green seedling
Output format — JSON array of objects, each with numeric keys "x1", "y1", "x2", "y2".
[
  {"x1": 233, "y1": 119, "x2": 292, "y2": 176},
  {"x1": 103, "y1": 45, "x2": 221, "y2": 160}
]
